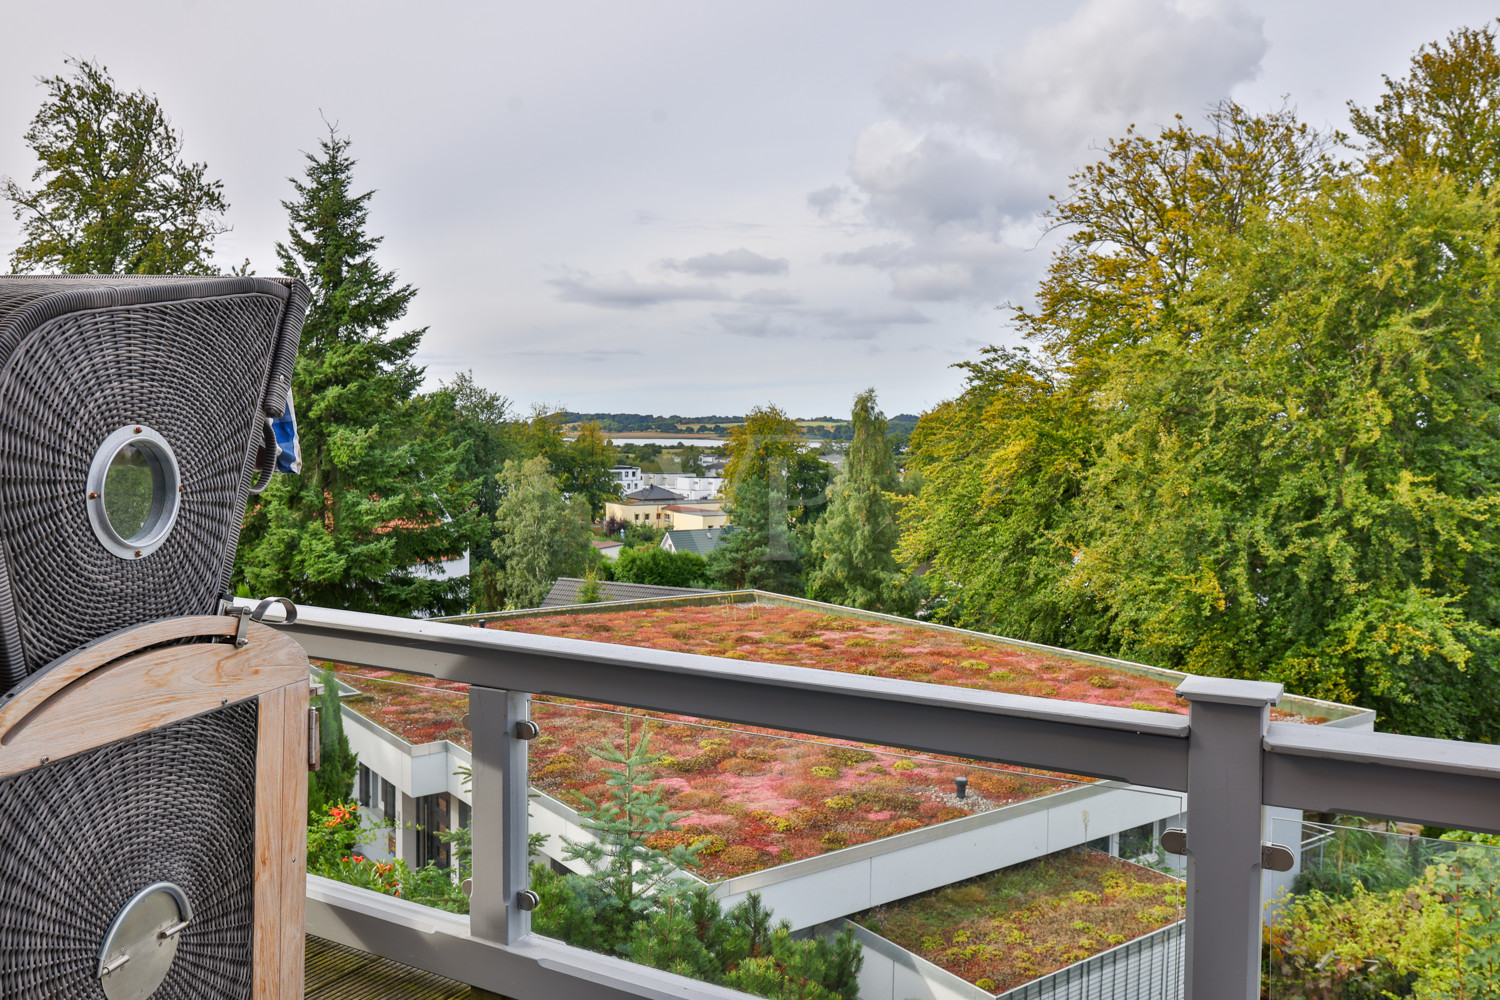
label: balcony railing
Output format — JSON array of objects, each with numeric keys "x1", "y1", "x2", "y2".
[{"x1": 271, "y1": 602, "x2": 1500, "y2": 1000}]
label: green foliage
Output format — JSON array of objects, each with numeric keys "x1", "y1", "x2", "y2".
[
  {"x1": 808, "y1": 389, "x2": 913, "y2": 614},
  {"x1": 530, "y1": 717, "x2": 862, "y2": 997},
  {"x1": 558, "y1": 717, "x2": 704, "y2": 918},
  {"x1": 424, "y1": 371, "x2": 525, "y2": 612},
  {"x1": 1351, "y1": 23, "x2": 1500, "y2": 190},
  {"x1": 3, "y1": 58, "x2": 230, "y2": 274},
  {"x1": 236, "y1": 126, "x2": 475, "y2": 617},
  {"x1": 491, "y1": 456, "x2": 595, "y2": 609},
  {"x1": 613, "y1": 545, "x2": 709, "y2": 588},
  {"x1": 904, "y1": 78, "x2": 1500, "y2": 737},
  {"x1": 308, "y1": 668, "x2": 358, "y2": 818},
  {"x1": 1264, "y1": 882, "x2": 1454, "y2": 997},
  {"x1": 578, "y1": 568, "x2": 604, "y2": 603},
  {"x1": 707, "y1": 470, "x2": 811, "y2": 595}
]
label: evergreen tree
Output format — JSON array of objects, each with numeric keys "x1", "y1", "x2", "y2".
[
  {"x1": 308, "y1": 668, "x2": 358, "y2": 818},
  {"x1": 559, "y1": 718, "x2": 704, "y2": 929},
  {"x1": 706, "y1": 471, "x2": 809, "y2": 595},
  {"x1": 236, "y1": 127, "x2": 474, "y2": 616},
  {"x1": 808, "y1": 390, "x2": 912, "y2": 614},
  {"x1": 490, "y1": 456, "x2": 594, "y2": 609},
  {"x1": 3, "y1": 58, "x2": 230, "y2": 274}
]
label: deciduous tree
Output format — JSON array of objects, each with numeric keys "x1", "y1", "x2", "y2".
[
  {"x1": 3, "y1": 58, "x2": 230, "y2": 274},
  {"x1": 491, "y1": 456, "x2": 594, "y2": 610}
]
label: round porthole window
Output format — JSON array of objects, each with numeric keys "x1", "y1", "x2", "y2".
[{"x1": 86, "y1": 425, "x2": 181, "y2": 559}]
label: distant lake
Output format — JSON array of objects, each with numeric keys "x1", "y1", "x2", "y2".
[{"x1": 603, "y1": 436, "x2": 727, "y2": 447}]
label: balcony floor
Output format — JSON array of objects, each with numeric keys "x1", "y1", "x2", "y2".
[{"x1": 306, "y1": 935, "x2": 506, "y2": 999}]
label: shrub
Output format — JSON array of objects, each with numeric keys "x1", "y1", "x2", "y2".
[
  {"x1": 1087, "y1": 674, "x2": 1117, "y2": 689},
  {"x1": 844, "y1": 637, "x2": 875, "y2": 648},
  {"x1": 892, "y1": 759, "x2": 916, "y2": 771},
  {"x1": 887, "y1": 818, "x2": 923, "y2": 835},
  {"x1": 821, "y1": 831, "x2": 848, "y2": 851},
  {"x1": 773, "y1": 815, "x2": 806, "y2": 833},
  {"x1": 720, "y1": 845, "x2": 762, "y2": 868},
  {"x1": 823, "y1": 795, "x2": 856, "y2": 811},
  {"x1": 824, "y1": 746, "x2": 877, "y2": 766},
  {"x1": 693, "y1": 835, "x2": 727, "y2": 856},
  {"x1": 959, "y1": 659, "x2": 991, "y2": 672},
  {"x1": 740, "y1": 746, "x2": 776, "y2": 762},
  {"x1": 718, "y1": 757, "x2": 763, "y2": 775},
  {"x1": 810, "y1": 765, "x2": 839, "y2": 779}
]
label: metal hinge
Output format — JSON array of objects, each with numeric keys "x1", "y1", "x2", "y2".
[
  {"x1": 308, "y1": 707, "x2": 321, "y2": 771},
  {"x1": 1159, "y1": 827, "x2": 1294, "y2": 871},
  {"x1": 219, "y1": 596, "x2": 300, "y2": 648}
]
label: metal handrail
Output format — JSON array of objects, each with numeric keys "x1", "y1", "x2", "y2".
[{"x1": 269, "y1": 603, "x2": 1500, "y2": 1000}]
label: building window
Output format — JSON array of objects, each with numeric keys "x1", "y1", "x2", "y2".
[
  {"x1": 416, "y1": 792, "x2": 452, "y2": 869},
  {"x1": 381, "y1": 778, "x2": 397, "y2": 825},
  {"x1": 357, "y1": 764, "x2": 371, "y2": 807}
]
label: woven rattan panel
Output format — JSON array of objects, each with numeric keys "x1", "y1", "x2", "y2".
[
  {"x1": 0, "y1": 293, "x2": 281, "y2": 683},
  {"x1": 0, "y1": 699, "x2": 258, "y2": 998}
]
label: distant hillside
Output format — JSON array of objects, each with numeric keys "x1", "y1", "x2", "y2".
[{"x1": 561, "y1": 412, "x2": 920, "y2": 437}]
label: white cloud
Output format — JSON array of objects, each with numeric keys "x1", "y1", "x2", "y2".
[{"x1": 823, "y1": 0, "x2": 1268, "y2": 303}]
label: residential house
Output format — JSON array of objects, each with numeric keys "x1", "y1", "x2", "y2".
[
  {"x1": 608, "y1": 465, "x2": 643, "y2": 496},
  {"x1": 661, "y1": 526, "x2": 735, "y2": 557},
  {"x1": 660, "y1": 504, "x2": 728, "y2": 530}
]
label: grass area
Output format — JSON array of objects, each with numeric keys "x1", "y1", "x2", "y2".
[{"x1": 856, "y1": 848, "x2": 1183, "y2": 993}]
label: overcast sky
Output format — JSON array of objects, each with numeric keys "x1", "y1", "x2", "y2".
[{"x1": 1, "y1": 1, "x2": 1493, "y2": 418}]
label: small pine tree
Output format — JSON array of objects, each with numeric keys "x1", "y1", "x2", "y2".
[
  {"x1": 308, "y1": 668, "x2": 358, "y2": 818},
  {"x1": 561, "y1": 717, "x2": 703, "y2": 920}
]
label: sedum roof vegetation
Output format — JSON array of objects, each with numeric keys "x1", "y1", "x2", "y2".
[
  {"x1": 327, "y1": 602, "x2": 1320, "y2": 880},
  {"x1": 856, "y1": 848, "x2": 1183, "y2": 993}
]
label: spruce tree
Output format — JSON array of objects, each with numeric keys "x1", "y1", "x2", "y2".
[
  {"x1": 808, "y1": 390, "x2": 912, "y2": 614},
  {"x1": 236, "y1": 127, "x2": 474, "y2": 616}
]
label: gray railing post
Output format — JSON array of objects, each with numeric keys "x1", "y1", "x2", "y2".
[
  {"x1": 469, "y1": 686, "x2": 532, "y2": 944},
  {"x1": 1177, "y1": 676, "x2": 1283, "y2": 1000}
]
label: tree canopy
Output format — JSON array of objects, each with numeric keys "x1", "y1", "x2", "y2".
[
  {"x1": 905, "y1": 35, "x2": 1500, "y2": 739},
  {"x1": 3, "y1": 58, "x2": 230, "y2": 275},
  {"x1": 808, "y1": 390, "x2": 911, "y2": 614},
  {"x1": 491, "y1": 456, "x2": 594, "y2": 610}
]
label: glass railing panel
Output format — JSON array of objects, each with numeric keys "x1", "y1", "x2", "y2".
[
  {"x1": 1263, "y1": 817, "x2": 1500, "y2": 998},
  {"x1": 851, "y1": 791, "x2": 1186, "y2": 998},
  {"x1": 524, "y1": 697, "x2": 1185, "y2": 998},
  {"x1": 311, "y1": 665, "x2": 472, "y2": 913}
]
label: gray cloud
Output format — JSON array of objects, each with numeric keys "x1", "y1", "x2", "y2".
[
  {"x1": 550, "y1": 270, "x2": 730, "y2": 310},
  {"x1": 712, "y1": 309, "x2": 801, "y2": 338},
  {"x1": 813, "y1": 304, "x2": 931, "y2": 340},
  {"x1": 740, "y1": 288, "x2": 801, "y2": 306},
  {"x1": 663, "y1": 247, "x2": 790, "y2": 277},
  {"x1": 513, "y1": 347, "x2": 645, "y2": 359}
]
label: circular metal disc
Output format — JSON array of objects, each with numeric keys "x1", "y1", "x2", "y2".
[{"x1": 98, "y1": 882, "x2": 191, "y2": 1000}]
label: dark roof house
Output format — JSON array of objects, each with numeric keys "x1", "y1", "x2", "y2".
[
  {"x1": 541, "y1": 577, "x2": 713, "y2": 607},
  {"x1": 661, "y1": 526, "x2": 736, "y2": 557},
  {"x1": 623, "y1": 485, "x2": 685, "y2": 502}
]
